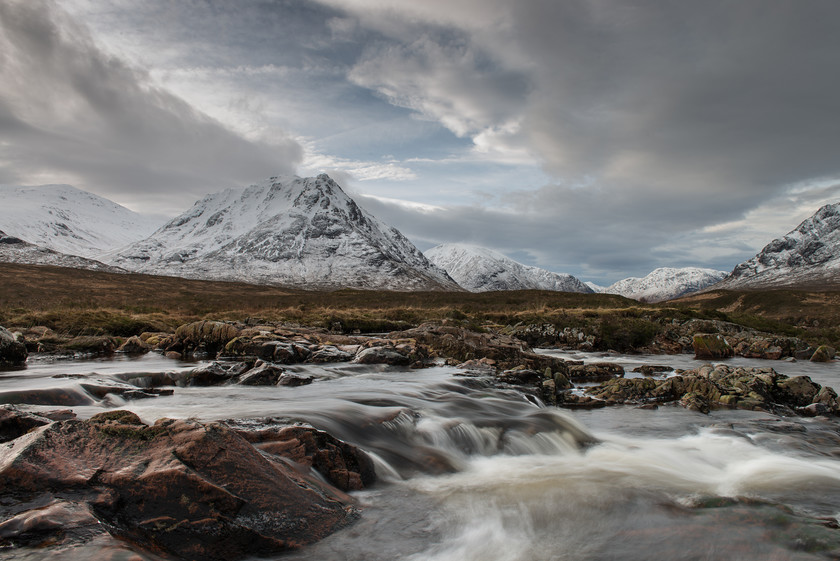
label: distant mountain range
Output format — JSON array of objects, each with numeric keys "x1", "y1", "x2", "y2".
[
  {"x1": 425, "y1": 243, "x2": 591, "y2": 293},
  {"x1": 714, "y1": 202, "x2": 840, "y2": 290},
  {"x1": 602, "y1": 267, "x2": 728, "y2": 303},
  {"x1": 1, "y1": 177, "x2": 837, "y2": 295}
]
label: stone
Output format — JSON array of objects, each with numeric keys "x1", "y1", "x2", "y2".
[
  {"x1": 811, "y1": 345, "x2": 836, "y2": 363},
  {"x1": 354, "y1": 346, "x2": 411, "y2": 366},
  {"x1": 498, "y1": 369, "x2": 543, "y2": 385},
  {"x1": 0, "y1": 413, "x2": 355, "y2": 560},
  {"x1": 237, "y1": 425, "x2": 376, "y2": 492},
  {"x1": 117, "y1": 335, "x2": 150, "y2": 354},
  {"x1": 680, "y1": 392, "x2": 711, "y2": 414},
  {"x1": 693, "y1": 334, "x2": 734, "y2": 360},
  {"x1": 0, "y1": 326, "x2": 27, "y2": 366},
  {"x1": 308, "y1": 345, "x2": 354, "y2": 363},
  {"x1": 0, "y1": 406, "x2": 52, "y2": 443},
  {"x1": 632, "y1": 365, "x2": 673, "y2": 376},
  {"x1": 237, "y1": 363, "x2": 286, "y2": 386},
  {"x1": 182, "y1": 362, "x2": 248, "y2": 386},
  {"x1": 567, "y1": 362, "x2": 624, "y2": 382}
]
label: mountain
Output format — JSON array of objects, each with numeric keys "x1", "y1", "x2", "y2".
[
  {"x1": 0, "y1": 184, "x2": 160, "y2": 258},
  {"x1": 110, "y1": 174, "x2": 460, "y2": 291},
  {"x1": 715, "y1": 202, "x2": 840, "y2": 290},
  {"x1": 605, "y1": 267, "x2": 728, "y2": 302},
  {"x1": 584, "y1": 281, "x2": 606, "y2": 293},
  {"x1": 424, "y1": 243, "x2": 592, "y2": 293},
  {"x1": 0, "y1": 230, "x2": 124, "y2": 273}
]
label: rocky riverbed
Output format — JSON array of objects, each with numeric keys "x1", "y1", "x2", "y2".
[{"x1": 0, "y1": 320, "x2": 838, "y2": 560}]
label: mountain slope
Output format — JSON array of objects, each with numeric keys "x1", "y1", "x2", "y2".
[
  {"x1": 424, "y1": 243, "x2": 592, "y2": 293},
  {"x1": 0, "y1": 184, "x2": 160, "y2": 258},
  {"x1": 605, "y1": 267, "x2": 728, "y2": 302},
  {"x1": 111, "y1": 174, "x2": 460, "y2": 291},
  {"x1": 0, "y1": 230, "x2": 124, "y2": 273},
  {"x1": 715, "y1": 202, "x2": 840, "y2": 289}
]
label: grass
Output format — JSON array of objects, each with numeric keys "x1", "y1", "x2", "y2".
[{"x1": 1, "y1": 263, "x2": 838, "y2": 348}]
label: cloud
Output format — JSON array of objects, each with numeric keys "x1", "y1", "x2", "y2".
[
  {"x1": 0, "y1": 0, "x2": 302, "y2": 214},
  {"x1": 316, "y1": 0, "x2": 840, "y2": 276}
]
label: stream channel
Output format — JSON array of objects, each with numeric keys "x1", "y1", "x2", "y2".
[{"x1": 2, "y1": 350, "x2": 840, "y2": 560}]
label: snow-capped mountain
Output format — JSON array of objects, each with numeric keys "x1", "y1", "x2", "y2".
[
  {"x1": 424, "y1": 243, "x2": 592, "y2": 293},
  {"x1": 715, "y1": 202, "x2": 840, "y2": 290},
  {"x1": 0, "y1": 230, "x2": 124, "y2": 273},
  {"x1": 605, "y1": 267, "x2": 728, "y2": 302},
  {"x1": 0, "y1": 184, "x2": 160, "y2": 258},
  {"x1": 110, "y1": 174, "x2": 460, "y2": 291},
  {"x1": 584, "y1": 281, "x2": 606, "y2": 293}
]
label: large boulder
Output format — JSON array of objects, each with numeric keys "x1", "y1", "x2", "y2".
[
  {"x1": 693, "y1": 333, "x2": 734, "y2": 360},
  {"x1": 810, "y1": 345, "x2": 836, "y2": 363},
  {"x1": 0, "y1": 326, "x2": 28, "y2": 366},
  {"x1": 174, "y1": 321, "x2": 240, "y2": 357},
  {"x1": 0, "y1": 411, "x2": 356, "y2": 560}
]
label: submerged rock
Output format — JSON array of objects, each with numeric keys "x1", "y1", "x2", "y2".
[{"x1": 0, "y1": 411, "x2": 356, "y2": 560}]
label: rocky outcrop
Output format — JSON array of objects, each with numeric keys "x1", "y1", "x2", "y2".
[
  {"x1": 0, "y1": 410, "x2": 359, "y2": 560},
  {"x1": 0, "y1": 326, "x2": 27, "y2": 366},
  {"x1": 174, "y1": 320, "x2": 240, "y2": 357},
  {"x1": 573, "y1": 365, "x2": 840, "y2": 416},
  {"x1": 810, "y1": 345, "x2": 836, "y2": 362}
]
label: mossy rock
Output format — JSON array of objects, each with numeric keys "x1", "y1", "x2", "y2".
[{"x1": 693, "y1": 333, "x2": 734, "y2": 360}]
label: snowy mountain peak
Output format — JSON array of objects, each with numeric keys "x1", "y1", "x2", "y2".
[
  {"x1": 111, "y1": 175, "x2": 460, "y2": 291},
  {"x1": 425, "y1": 243, "x2": 593, "y2": 293},
  {"x1": 716, "y1": 202, "x2": 840, "y2": 289},
  {"x1": 0, "y1": 183, "x2": 161, "y2": 258},
  {"x1": 604, "y1": 267, "x2": 728, "y2": 302}
]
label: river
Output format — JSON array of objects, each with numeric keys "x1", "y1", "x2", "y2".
[{"x1": 2, "y1": 351, "x2": 840, "y2": 560}]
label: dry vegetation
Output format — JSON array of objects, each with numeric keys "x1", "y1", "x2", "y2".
[{"x1": 0, "y1": 263, "x2": 838, "y2": 347}]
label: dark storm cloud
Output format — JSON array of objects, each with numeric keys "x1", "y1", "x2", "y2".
[
  {"x1": 319, "y1": 0, "x2": 840, "y2": 280},
  {"x1": 0, "y1": 0, "x2": 301, "y2": 213}
]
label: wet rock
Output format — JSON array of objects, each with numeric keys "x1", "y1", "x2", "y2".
[
  {"x1": 174, "y1": 320, "x2": 240, "y2": 357},
  {"x1": 567, "y1": 362, "x2": 625, "y2": 382},
  {"x1": 0, "y1": 388, "x2": 94, "y2": 407},
  {"x1": 0, "y1": 412, "x2": 355, "y2": 560},
  {"x1": 164, "y1": 351, "x2": 182, "y2": 360},
  {"x1": 498, "y1": 368, "x2": 543, "y2": 385},
  {"x1": 0, "y1": 406, "x2": 52, "y2": 443},
  {"x1": 354, "y1": 346, "x2": 411, "y2": 366},
  {"x1": 183, "y1": 361, "x2": 248, "y2": 386},
  {"x1": 237, "y1": 425, "x2": 376, "y2": 492},
  {"x1": 276, "y1": 373, "x2": 315, "y2": 387},
  {"x1": 680, "y1": 392, "x2": 711, "y2": 414},
  {"x1": 308, "y1": 345, "x2": 354, "y2": 363},
  {"x1": 633, "y1": 365, "x2": 674, "y2": 376},
  {"x1": 693, "y1": 333, "x2": 734, "y2": 360},
  {"x1": 556, "y1": 392, "x2": 607, "y2": 409},
  {"x1": 117, "y1": 335, "x2": 150, "y2": 354},
  {"x1": 237, "y1": 363, "x2": 286, "y2": 386},
  {"x1": 541, "y1": 379, "x2": 557, "y2": 404},
  {"x1": 553, "y1": 370, "x2": 573, "y2": 391},
  {"x1": 0, "y1": 326, "x2": 27, "y2": 366},
  {"x1": 811, "y1": 345, "x2": 836, "y2": 363}
]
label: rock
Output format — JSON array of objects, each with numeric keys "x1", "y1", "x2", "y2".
[
  {"x1": 553, "y1": 370, "x2": 573, "y2": 391},
  {"x1": 308, "y1": 345, "x2": 354, "y2": 363},
  {"x1": 183, "y1": 362, "x2": 248, "y2": 386},
  {"x1": 237, "y1": 363, "x2": 286, "y2": 386},
  {"x1": 164, "y1": 351, "x2": 182, "y2": 360},
  {"x1": 633, "y1": 365, "x2": 673, "y2": 376},
  {"x1": 117, "y1": 335, "x2": 150, "y2": 354},
  {"x1": 174, "y1": 320, "x2": 240, "y2": 357},
  {"x1": 774, "y1": 375, "x2": 821, "y2": 407},
  {"x1": 277, "y1": 373, "x2": 315, "y2": 387},
  {"x1": 680, "y1": 392, "x2": 711, "y2": 414},
  {"x1": 541, "y1": 379, "x2": 557, "y2": 405},
  {"x1": 498, "y1": 368, "x2": 543, "y2": 385},
  {"x1": 354, "y1": 346, "x2": 411, "y2": 366},
  {"x1": 567, "y1": 362, "x2": 624, "y2": 382},
  {"x1": 0, "y1": 406, "x2": 52, "y2": 443},
  {"x1": 237, "y1": 425, "x2": 376, "y2": 492},
  {"x1": 0, "y1": 326, "x2": 27, "y2": 366},
  {"x1": 0, "y1": 412, "x2": 355, "y2": 560},
  {"x1": 811, "y1": 345, "x2": 836, "y2": 363},
  {"x1": 693, "y1": 334, "x2": 734, "y2": 360}
]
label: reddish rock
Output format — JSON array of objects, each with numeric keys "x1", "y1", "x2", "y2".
[
  {"x1": 238, "y1": 425, "x2": 376, "y2": 492},
  {"x1": 0, "y1": 411, "x2": 355, "y2": 561}
]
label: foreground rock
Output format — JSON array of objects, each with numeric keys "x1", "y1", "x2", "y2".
[
  {"x1": 0, "y1": 410, "x2": 361, "y2": 560},
  {"x1": 0, "y1": 326, "x2": 27, "y2": 366},
  {"x1": 570, "y1": 365, "x2": 840, "y2": 415}
]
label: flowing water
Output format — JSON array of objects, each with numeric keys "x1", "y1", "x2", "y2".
[{"x1": 2, "y1": 351, "x2": 840, "y2": 560}]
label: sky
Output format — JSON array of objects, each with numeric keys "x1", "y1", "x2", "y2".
[{"x1": 2, "y1": 0, "x2": 840, "y2": 285}]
